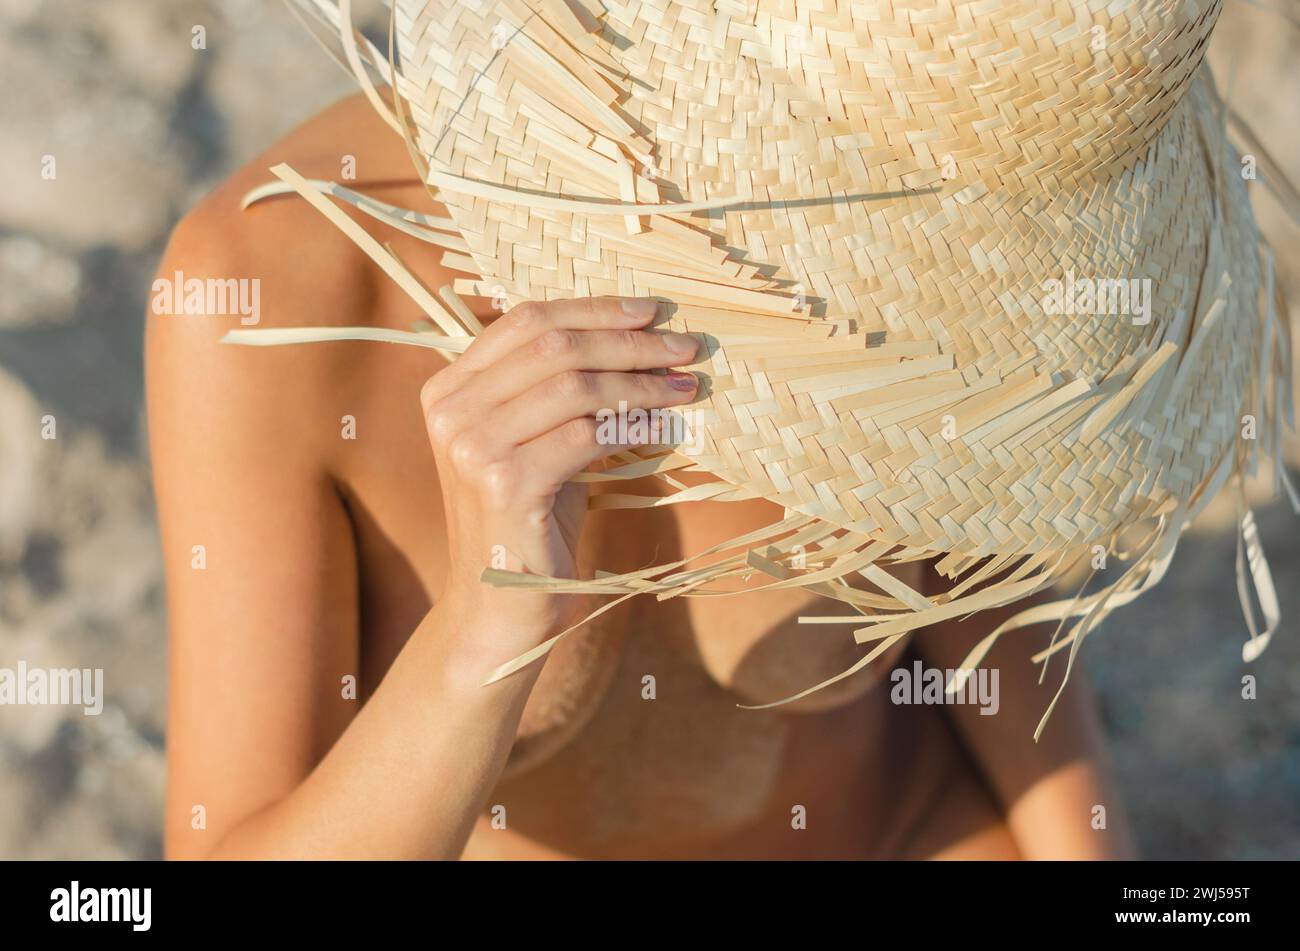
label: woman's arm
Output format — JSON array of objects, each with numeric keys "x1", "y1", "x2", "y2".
[
  {"x1": 151, "y1": 195, "x2": 700, "y2": 858},
  {"x1": 149, "y1": 204, "x2": 532, "y2": 858},
  {"x1": 914, "y1": 569, "x2": 1137, "y2": 860}
]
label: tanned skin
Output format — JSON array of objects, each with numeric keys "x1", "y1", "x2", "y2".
[{"x1": 149, "y1": 92, "x2": 1135, "y2": 860}]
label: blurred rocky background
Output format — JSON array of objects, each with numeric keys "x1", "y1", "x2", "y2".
[{"x1": 0, "y1": 0, "x2": 1296, "y2": 859}]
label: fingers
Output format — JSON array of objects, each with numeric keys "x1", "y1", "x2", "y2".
[
  {"x1": 438, "y1": 409, "x2": 666, "y2": 513},
  {"x1": 449, "y1": 296, "x2": 661, "y2": 377},
  {"x1": 420, "y1": 295, "x2": 702, "y2": 474},
  {"x1": 512, "y1": 414, "x2": 664, "y2": 495},
  {"x1": 450, "y1": 325, "x2": 699, "y2": 416},
  {"x1": 487, "y1": 368, "x2": 699, "y2": 447}
]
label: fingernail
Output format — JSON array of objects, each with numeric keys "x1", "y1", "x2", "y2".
[
  {"x1": 663, "y1": 332, "x2": 698, "y2": 358},
  {"x1": 621, "y1": 298, "x2": 660, "y2": 320},
  {"x1": 667, "y1": 371, "x2": 698, "y2": 392}
]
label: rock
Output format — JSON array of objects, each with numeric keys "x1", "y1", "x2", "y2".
[
  {"x1": 0, "y1": 2, "x2": 194, "y2": 249},
  {"x1": 205, "y1": 2, "x2": 380, "y2": 167},
  {"x1": 0, "y1": 235, "x2": 81, "y2": 328}
]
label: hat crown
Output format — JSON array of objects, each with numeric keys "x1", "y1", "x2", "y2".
[{"x1": 418, "y1": 0, "x2": 1220, "y2": 198}]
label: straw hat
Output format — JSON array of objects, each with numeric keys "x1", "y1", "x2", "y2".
[{"x1": 230, "y1": 0, "x2": 1294, "y2": 731}]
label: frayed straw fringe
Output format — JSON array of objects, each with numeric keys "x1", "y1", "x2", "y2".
[{"x1": 222, "y1": 0, "x2": 1298, "y2": 735}]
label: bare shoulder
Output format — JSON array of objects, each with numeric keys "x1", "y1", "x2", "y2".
[
  {"x1": 158, "y1": 91, "x2": 444, "y2": 334},
  {"x1": 147, "y1": 92, "x2": 455, "y2": 464}
]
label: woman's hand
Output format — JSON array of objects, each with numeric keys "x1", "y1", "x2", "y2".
[{"x1": 419, "y1": 296, "x2": 700, "y2": 665}]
